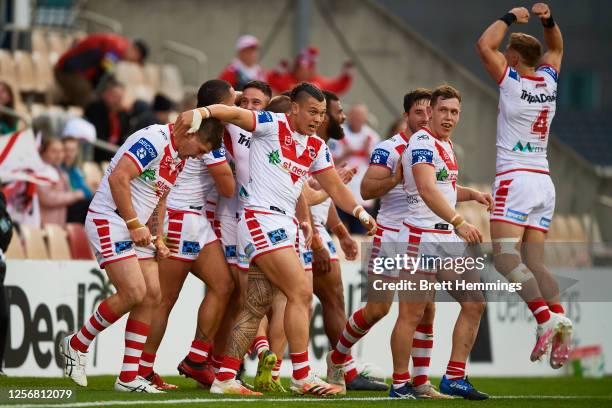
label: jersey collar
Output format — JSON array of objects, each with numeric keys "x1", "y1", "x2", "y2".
[
  {"x1": 399, "y1": 131, "x2": 410, "y2": 143},
  {"x1": 168, "y1": 123, "x2": 178, "y2": 157}
]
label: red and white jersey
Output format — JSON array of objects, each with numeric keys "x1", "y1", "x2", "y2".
[
  {"x1": 311, "y1": 197, "x2": 331, "y2": 227},
  {"x1": 90, "y1": 124, "x2": 185, "y2": 223},
  {"x1": 368, "y1": 131, "x2": 411, "y2": 227},
  {"x1": 496, "y1": 64, "x2": 558, "y2": 175},
  {"x1": 401, "y1": 128, "x2": 458, "y2": 229},
  {"x1": 216, "y1": 123, "x2": 252, "y2": 218},
  {"x1": 247, "y1": 111, "x2": 334, "y2": 217},
  {"x1": 167, "y1": 148, "x2": 226, "y2": 210}
]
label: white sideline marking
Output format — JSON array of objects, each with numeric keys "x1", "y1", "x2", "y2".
[{"x1": 1, "y1": 395, "x2": 611, "y2": 408}]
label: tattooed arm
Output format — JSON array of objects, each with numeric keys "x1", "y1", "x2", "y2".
[{"x1": 148, "y1": 193, "x2": 170, "y2": 260}]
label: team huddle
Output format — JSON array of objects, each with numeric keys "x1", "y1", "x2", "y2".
[{"x1": 59, "y1": 4, "x2": 572, "y2": 400}]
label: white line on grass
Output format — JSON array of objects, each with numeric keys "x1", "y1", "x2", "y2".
[{"x1": 2, "y1": 395, "x2": 611, "y2": 408}]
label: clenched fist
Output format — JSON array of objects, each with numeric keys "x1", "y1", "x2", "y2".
[
  {"x1": 509, "y1": 7, "x2": 530, "y2": 23},
  {"x1": 531, "y1": 3, "x2": 551, "y2": 19}
]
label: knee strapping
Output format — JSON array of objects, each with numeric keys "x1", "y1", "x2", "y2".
[
  {"x1": 505, "y1": 264, "x2": 535, "y2": 284},
  {"x1": 493, "y1": 237, "x2": 521, "y2": 257}
]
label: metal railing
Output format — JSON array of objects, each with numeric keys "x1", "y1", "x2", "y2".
[
  {"x1": 75, "y1": 10, "x2": 122, "y2": 33},
  {"x1": 162, "y1": 40, "x2": 208, "y2": 87}
]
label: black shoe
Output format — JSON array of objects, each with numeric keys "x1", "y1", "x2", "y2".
[
  {"x1": 346, "y1": 373, "x2": 389, "y2": 391},
  {"x1": 439, "y1": 375, "x2": 489, "y2": 400}
]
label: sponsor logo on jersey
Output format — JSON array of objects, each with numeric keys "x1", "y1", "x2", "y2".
[
  {"x1": 509, "y1": 68, "x2": 519, "y2": 81},
  {"x1": 370, "y1": 148, "x2": 390, "y2": 165},
  {"x1": 129, "y1": 138, "x2": 158, "y2": 168},
  {"x1": 225, "y1": 245, "x2": 237, "y2": 258},
  {"x1": 512, "y1": 141, "x2": 546, "y2": 153},
  {"x1": 114, "y1": 240, "x2": 133, "y2": 254},
  {"x1": 140, "y1": 168, "x2": 156, "y2": 182},
  {"x1": 307, "y1": 146, "x2": 316, "y2": 160},
  {"x1": 412, "y1": 149, "x2": 433, "y2": 165},
  {"x1": 417, "y1": 134, "x2": 430, "y2": 140},
  {"x1": 267, "y1": 228, "x2": 288, "y2": 245},
  {"x1": 302, "y1": 251, "x2": 313, "y2": 264},
  {"x1": 406, "y1": 194, "x2": 419, "y2": 204},
  {"x1": 268, "y1": 150, "x2": 281, "y2": 165},
  {"x1": 257, "y1": 111, "x2": 274, "y2": 124},
  {"x1": 327, "y1": 240, "x2": 337, "y2": 254},
  {"x1": 537, "y1": 65, "x2": 558, "y2": 82},
  {"x1": 539, "y1": 217, "x2": 551, "y2": 229},
  {"x1": 244, "y1": 243, "x2": 255, "y2": 257},
  {"x1": 520, "y1": 90, "x2": 557, "y2": 104},
  {"x1": 182, "y1": 241, "x2": 201, "y2": 255},
  {"x1": 436, "y1": 167, "x2": 449, "y2": 181},
  {"x1": 281, "y1": 161, "x2": 309, "y2": 178},
  {"x1": 238, "y1": 133, "x2": 251, "y2": 148},
  {"x1": 325, "y1": 148, "x2": 331, "y2": 163},
  {"x1": 506, "y1": 208, "x2": 528, "y2": 223},
  {"x1": 158, "y1": 128, "x2": 168, "y2": 140},
  {"x1": 212, "y1": 147, "x2": 226, "y2": 159},
  {"x1": 239, "y1": 185, "x2": 249, "y2": 198}
]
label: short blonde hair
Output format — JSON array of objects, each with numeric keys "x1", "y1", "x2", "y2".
[{"x1": 508, "y1": 32, "x2": 543, "y2": 67}]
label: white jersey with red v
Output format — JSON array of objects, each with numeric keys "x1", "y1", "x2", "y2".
[
  {"x1": 246, "y1": 111, "x2": 334, "y2": 217},
  {"x1": 401, "y1": 127, "x2": 458, "y2": 229}
]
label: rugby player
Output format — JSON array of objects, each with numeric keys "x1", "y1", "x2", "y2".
[
  {"x1": 61, "y1": 103, "x2": 223, "y2": 392},
  {"x1": 174, "y1": 82, "x2": 376, "y2": 396},
  {"x1": 476, "y1": 3, "x2": 572, "y2": 368},
  {"x1": 329, "y1": 85, "x2": 492, "y2": 400},
  {"x1": 135, "y1": 80, "x2": 236, "y2": 390},
  {"x1": 358, "y1": 88, "x2": 450, "y2": 399}
]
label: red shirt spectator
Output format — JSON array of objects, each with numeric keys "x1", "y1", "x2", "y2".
[{"x1": 219, "y1": 35, "x2": 266, "y2": 91}]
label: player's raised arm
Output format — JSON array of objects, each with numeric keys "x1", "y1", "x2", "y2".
[
  {"x1": 476, "y1": 7, "x2": 530, "y2": 82},
  {"x1": 532, "y1": 2, "x2": 563, "y2": 72},
  {"x1": 174, "y1": 105, "x2": 255, "y2": 136}
]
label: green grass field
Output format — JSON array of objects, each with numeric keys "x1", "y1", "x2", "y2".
[{"x1": 1, "y1": 376, "x2": 611, "y2": 408}]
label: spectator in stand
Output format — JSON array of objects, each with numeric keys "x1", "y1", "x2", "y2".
[
  {"x1": 267, "y1": 46, "x2": 353, "y2": 95},
  {"x1": 84, "y1": 78, "x2": 130, "y2": 163},
  {"x1": 61, "y1": 136, "x2": 93, "y2": 223},
  {"x1": 38, "y1": 138, "x2": 85, "y2": 227},
  {"x1": 54, "y1": 33, "x2": 149, "y2": 106},
  {"x1": 330, "y1": 103, "x2": 380, "y2": 233},
  {"x1": 385, "y1": 116, "x2": 407, "y2": 139},
  {"x1": 219, "y1": 35, "x2": 266, "y2": 91},
  {"x1": 0, "y1": 81, "x2": 19, "y2": 134},
  {"x1": 130, "y1": 93, "x2": 175, "y2": 132}
]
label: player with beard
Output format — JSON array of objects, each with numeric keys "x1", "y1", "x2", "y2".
[{"x1": 174, "y1": 83, "x2": 376, "y2": 396}]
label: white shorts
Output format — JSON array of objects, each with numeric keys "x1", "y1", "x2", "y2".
[
  {"x1": 315, "y1": 224, "x2": 339, "y2": 262},
  {"x1": 490, "y1": 170, "x2": 555, "y2": 232},
  {"x1": 218, "y1": 214, "x2": 238, "y2": 266},
  {"x1": 237, "y1": 209, "x2": 298, "y2": 271},
  {"x1": 396, "y1": 222, "x2": 466, "y2": 276},
  {"x1": 164, "y1": 208, "x2": 218, "y2": 262},
  {"x1": 368, "y1": 222, "x2": 400, "y2": 278},
  {"x1": 85, "y1": 210, "x2": 155, "y2": 268},
  {"x1": 297, "y1": 228, "x2": 313, "y2": 271}
]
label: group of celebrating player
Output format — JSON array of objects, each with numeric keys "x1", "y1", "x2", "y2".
[{"x1": 59, "y1": 3, "x2": 572, "y2": 400}]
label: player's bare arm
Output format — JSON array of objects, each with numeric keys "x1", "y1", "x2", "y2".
[
  {"x1": 150, "y1": 193, "x2": 170, "y2": 260},
  {"x1": 361, "y1": 161, "x2": 402, "y2": 200},
  {"x1": 457, "y1": 185, "x2": 494, "y2": 212},
  {"x1": 303, "y1": 183, "x2": 329, "y2": 206},
  {"x1": 533, "y1": 3, "x2": 563, "y2": 71},
  {"x1": 313, "y1": 167, "x2": 377, "y2": 235},
  {"x1": 412, "y1": 163, "x2": 482, "y2": 243},
  {"x1": 108, "y1": 155, "x2": 151, "y2": 246},
  {"x1": 476, "y1": 7, "x2": 530, "y2": 81},
  {"x1": 327, "y1": 201, "x2": 357, "y2": 261},
  {"x1": 296, "y1": 191, "x2": 313, "y2": 248},
  {"x1": 209, "y1": 162, "x2": 236, "y2": 198}
]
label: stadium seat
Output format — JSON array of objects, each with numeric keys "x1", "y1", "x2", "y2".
[
  {"x1": 44, "y1": 223, "x2": 72, "y2": 260},
  {"x1": 66, "y1": 105, "x2": 84, "y2": 117},
  {"x1": 115, "y1": 61, "x2": 154, "y2": 104},
  {"x1": 0, "y1": 50, "x2": 17, "y2": 85},
  {"x1": 66, "y1": 223, "x2": 94, "y2": 260},
  {"x1": 144, "y1": 63, "x2": 161, "y2": 95},
  {"x1": 20, "y1": 224, "x2": 50, "y2": 259},
  {"x1": 4, "y1": 228, "x2": 26, "y2": 259},
  {"x1": 82, "y1": 161, "x2": 103, "y2": 191},
  {"x1": 32, "y1": 51, "x2": 55, "y2": 95},
  {"x1": 159, "y1": 64, "x2": 184, "y2": 103},
  {"x1": 47, "y1": 31, "x2": 70, "y2": 55},
  {"x1": 13, "y1": 51, "x2": 37, "y2": 93},
  {"x1": 31, "y1": 29, "x2": 49, "y2": 56}
]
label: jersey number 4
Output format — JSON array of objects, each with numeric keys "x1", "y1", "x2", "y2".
[{"x1": 531, "y1": 108, "x2": 549, "y2": 140}]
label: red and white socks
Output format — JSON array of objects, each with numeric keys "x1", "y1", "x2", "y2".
[
  {"x1": 290, "y1": 351, "x2": 310, "y2": 381},
  {"x1": 186, "y1": 339, "x2": 212, "y2": 364},
  {"x1": 70, "y1": 299, "x2": 119, "y2": 353},
  {"x1": 445, "y1": 360, "x2": 466, "y2": 380},
  {"x1": 252, "y1": 336, "x2": 270, "y2": 358},
  {"x1": 119, "y1": 319, "x2": 150, "y2": 382},
  {"x1": 343, "y1": 356, "x2": 359, "y2": 383},
  {"x1": 272, "y1": 359, "x2": 282, "y2": 381},
  {"x1": 392, "y1": 372, "x2": 410, "y2": 390},
  {"x1": 411, "y1": 324, "x2": 433, "y2": 387},
  {"x1": 549, "y1": 303, "x2": 565, "y2": 315},
  {"x1": 528, "y1": 298, "x2": 551, "y2": 324},
  {"x1": 138, "y1": 351, "x2": 155, "y2": 378},
  {"x1": 216, "y1": 356, "x2": 241, "y2": 382},
  {"x1": 331, "y1": 308, "x2": 373, "y2": 365}
]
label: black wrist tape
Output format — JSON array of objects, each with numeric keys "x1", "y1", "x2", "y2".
[
  {"x1": 499, "y1": 12, "x2": 517, "y2": 26},
  {"x1": 542, "y1": 16, "x2": 555, "y2": 28}
]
